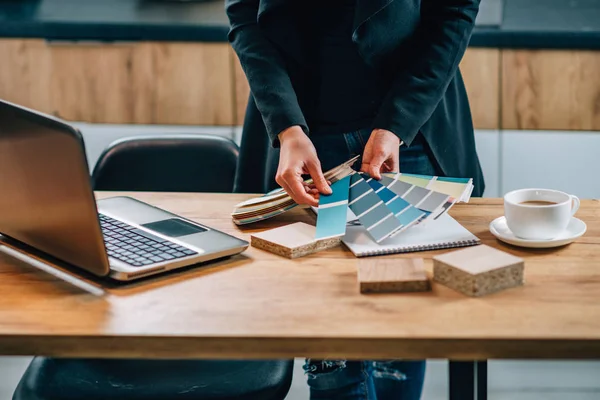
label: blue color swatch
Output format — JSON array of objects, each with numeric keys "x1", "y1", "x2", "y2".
[
  {"x1": 348, "y1": 174, "x2": 403, "y2": 243},
  {"x1": 315, "y1": 176, "x2": 351, "y2": 239},
  {"x1": 366, "y1": 176, "x2": 426, "y2": 229}
]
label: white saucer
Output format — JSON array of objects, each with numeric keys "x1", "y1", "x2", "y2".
[{"x1": 489, "y1": 216, "x2": 587, "y2": 249}]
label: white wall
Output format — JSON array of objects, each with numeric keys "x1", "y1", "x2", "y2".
[
  {"x1": 475, "y1": 130, "x2": 501, "y2": 197},
  {"x1": 502, "y1": 130, "x2": 600, "y2": 199}
]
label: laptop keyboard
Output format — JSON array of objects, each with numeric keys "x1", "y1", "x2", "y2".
[{"x1": 99, "y1": 214, "x2": 197, "y2": 267}]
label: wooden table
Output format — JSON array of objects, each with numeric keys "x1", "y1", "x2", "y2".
[{"x1": 1, "y1": 193, "x2": 599, "y2": 399}]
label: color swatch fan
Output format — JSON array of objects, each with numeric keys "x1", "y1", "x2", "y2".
[
  {"x1": 312, "y1": 170, "x2": 474, "y2": 244},
  {"x1": 232, "y1": 156, "x2": 475, "y2": 247}
]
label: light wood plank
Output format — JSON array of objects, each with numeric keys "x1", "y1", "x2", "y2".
[
  {"x1": 152, "y1": 42, "x2": 234, "y2": 125},
  {"x1": 0, "y1": 195, "x2": 598, "y2": 359},
  {"x1": 460, "y1": 48, "x2": 500, "y2": 130},
  {"x1": 2, "y1": 39, "x2": 234, "y2": 125},
  {"x1": 358, "y1": 258, "x2": 430, "y2": 293},
  {"x1": 232, "y1": 49, "x2": 250, "y2": 126},
  {"x1": 0, "y1": 39, "x2": 52, "y2": 114},
  {"x1": 502, "y1": 50, "x2": 600, "y2": 130},
  {"x1": 48, "y1": 41, "x2": 153, "y2": 124}
]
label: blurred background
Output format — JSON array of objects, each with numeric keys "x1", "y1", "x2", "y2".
[{"x1": 0, "y1": 0, "x2": 599, "y2": 399}]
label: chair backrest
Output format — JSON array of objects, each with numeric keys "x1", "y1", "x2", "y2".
[{"x1": 91, "y1": 135, "x2": 239, "y2": 193}]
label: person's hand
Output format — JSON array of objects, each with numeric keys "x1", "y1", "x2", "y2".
[
  {"x1": 361, "y1": 129, "x2": 401, "y2": 180},
  {"x1": 276, "y1": 126, "x2": 332, "y2": 207}
]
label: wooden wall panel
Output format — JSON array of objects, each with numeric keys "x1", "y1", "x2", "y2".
[
  {"x1": 130, "y1": 43, "x2": 158, "y2": 124},
  {"x1": 0, "y1": 39, "x2": 52, "y2": 113},
  {"x1": 49, "y1": 42, "x2": 153, "y2": 123},
  {"x1": 0, "y1": 40, "x2": 235, "y2": 125},
  {"x1": 231, "y1": 49, "x2": 250, "y2": 126},
  {"x1": 459, "y1": 48, "x2": 500, "y2": 130},
  {"x1": 152, "y1": 42, "x2": 234, "y2": 126},
  {"x1": 502, "y1": 50, "x2": 600, "y2": 130}
]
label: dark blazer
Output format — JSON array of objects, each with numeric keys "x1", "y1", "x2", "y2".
[{"x1": 226, "y1": 0, "x2": 485, "y2": 197}]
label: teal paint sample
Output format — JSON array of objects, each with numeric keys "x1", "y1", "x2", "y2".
[
  {"x1": 396, "y1": 206, "x2": 426, "y2": 226},
  {"x1": 436, "y1": 176, "x2": 472, "y2": 183},
  {"x1": 319, "y1": 176, "x2": 351, "y2": 205},
  {"x1": 315, "y1": 176, "x2": 351, "y2": 239}
]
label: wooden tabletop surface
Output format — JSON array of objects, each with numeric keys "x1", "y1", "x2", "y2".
[{"x1": 0, "y1": 193, "x2": 599, "y2": 360}]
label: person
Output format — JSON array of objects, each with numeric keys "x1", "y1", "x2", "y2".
[{"x1": 226, "y1": 0, "x2": 485, "y2": 398}]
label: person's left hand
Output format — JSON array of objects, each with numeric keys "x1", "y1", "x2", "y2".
[{"x1": 360, "y1": 129, "x2": 401, "y2": 180}]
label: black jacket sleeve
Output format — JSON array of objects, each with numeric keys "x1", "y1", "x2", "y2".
[
  {"x1": 225, "y1": 0, "x2": 308, "y2": 147},
  {"x1": 372, "y1": 0, "x2": 480, "y2": 146}
]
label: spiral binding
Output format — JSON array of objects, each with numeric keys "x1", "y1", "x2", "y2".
[{"x1": 356, "y1": 239, "x2": 480, "y2": 256}]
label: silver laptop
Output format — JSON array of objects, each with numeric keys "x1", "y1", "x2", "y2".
[{"x1": 0, "y1": 99, "x2": 248, "y2": 281}]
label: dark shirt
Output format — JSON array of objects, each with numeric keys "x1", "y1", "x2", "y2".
[{"x1": 299, "y1": 0, "x2": 387, "y2": 135}]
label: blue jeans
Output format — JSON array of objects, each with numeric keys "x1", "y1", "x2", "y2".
[
  {"x1": 304, "y1": 360, "x2": 426, "y2": 400},
  {"x1": 303, "y1": 129, "x2": 438, "y2": 400}
]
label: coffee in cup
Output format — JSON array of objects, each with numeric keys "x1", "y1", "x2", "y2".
[{"x1": 503, "y1": 188, "x2": 580, "y2": 240}]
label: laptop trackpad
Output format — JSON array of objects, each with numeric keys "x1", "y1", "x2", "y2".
[{"x1": 142, "y1": 218, "x2": 207, "y2": 238}]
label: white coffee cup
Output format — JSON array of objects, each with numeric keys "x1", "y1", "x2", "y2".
[{"x1": 503, "y1": 188, "x2": 580, "y2": 240}]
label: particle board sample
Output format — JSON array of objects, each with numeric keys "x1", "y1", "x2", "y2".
[
  {"x1": 251, "y1": 222, "x2": 341, "y2": 259},
  {"x1": 357, "y1": 258, "x2": 430, "y2": 293},
  {"x1": 433, "y1": 244, "x2": 524, "y2": 297}
]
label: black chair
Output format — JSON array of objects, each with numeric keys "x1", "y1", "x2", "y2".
[
  {"x1": 92, "y1": 135, "x2": 240, "y2": 193},
  {"x1": 13, "y1": 358, "x2": 294, "y2": 400},
  {"x1": 13, "y1": 134, "x2": 294, "y2": 400}
]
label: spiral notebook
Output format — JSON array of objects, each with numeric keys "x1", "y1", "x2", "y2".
[{"x1": 341, "y1": 212, "x2": 480, "y2": 257}]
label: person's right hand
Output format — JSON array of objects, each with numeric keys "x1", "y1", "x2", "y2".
[{"x1": 276, "y1": 126, "x2": 332, "y2": 207}]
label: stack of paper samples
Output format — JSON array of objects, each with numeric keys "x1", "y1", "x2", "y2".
[{"x1": 231, "y1": 156, "x2": 359, "y2": 225}]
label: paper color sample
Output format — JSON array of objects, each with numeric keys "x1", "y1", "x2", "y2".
[
  {"x1": 382, "y1": 172, "x2": 473, "y2": 202},
  {"x1": 315, "y1": 176, "x2": 351, "y2": 239},
  {"x1": 381, "y1": 172, "x2": 474, "y2": 219},
  {"x1": 348, "y1": 174, "x2": 404, "y2": 243},
  {"x1": 365, "y1": 177, "x2": 426, "y2": 232},
  {"x1": 378, "y1": 175, "x2": 450, "y2": 219},
  {"x1": 427, "y1": 180, "x2": 470, "y2": 201}
]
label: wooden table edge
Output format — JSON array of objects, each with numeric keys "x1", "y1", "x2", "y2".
[{"x1": 2, "y1": 336, "x2": 600, "y2": 360}]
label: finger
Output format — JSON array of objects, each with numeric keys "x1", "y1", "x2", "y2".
[
  {"x1": 381, "y1": 161, "x2": 394, "y2": 173},
  {"x1": 278, "y1": 169, "x2": 315, "y2": 206},
  {"x1": 306, "y1": 160, "x2": 332, "y2": 195},
  {"x1": 388, "y1": 147, "x2": 400, "y2": 173},
  {"x1": 361, "y1": 142, "x2": 373, "y2": 174},
  {"x1": 287, "y1": 174, "x2": 319, "y2": 206},
  {"x1": 306, "y1": 180, "x2": 331, "y2": 190},
  {"x1": 382, "y1": 152, "x2": 399, "y2": 173},
  {"x1": 365, "y1": 151, "x2": 388, "y2": 180},
  {"x1": 305, "y1": 187, "x2": 321, "y2": 203}
]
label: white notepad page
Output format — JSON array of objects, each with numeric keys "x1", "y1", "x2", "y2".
[{"x1": 342, "y1": 213, "x2": 480, "y2": 256}]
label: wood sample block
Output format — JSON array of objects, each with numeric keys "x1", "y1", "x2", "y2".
[
  {"x1": 433, "y1": 244, "x2": 524, "y2": 297},
  {"x1": 357, "y1": 258, "x2": 431, "y2": 293},
  {"x1": 250, "y1": 222, "x2": 341, "y2": 259}
]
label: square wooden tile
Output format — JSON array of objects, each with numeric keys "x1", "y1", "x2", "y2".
[
  {"x1": 357, "y1": 258, "x2": 430, "y2": 293},
  {"x1": 251, "y1": 222, "x2": 341, "y2": 259},
  {"x1": 433, "y1": 244, "x2": 524, "y2": 297}
]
